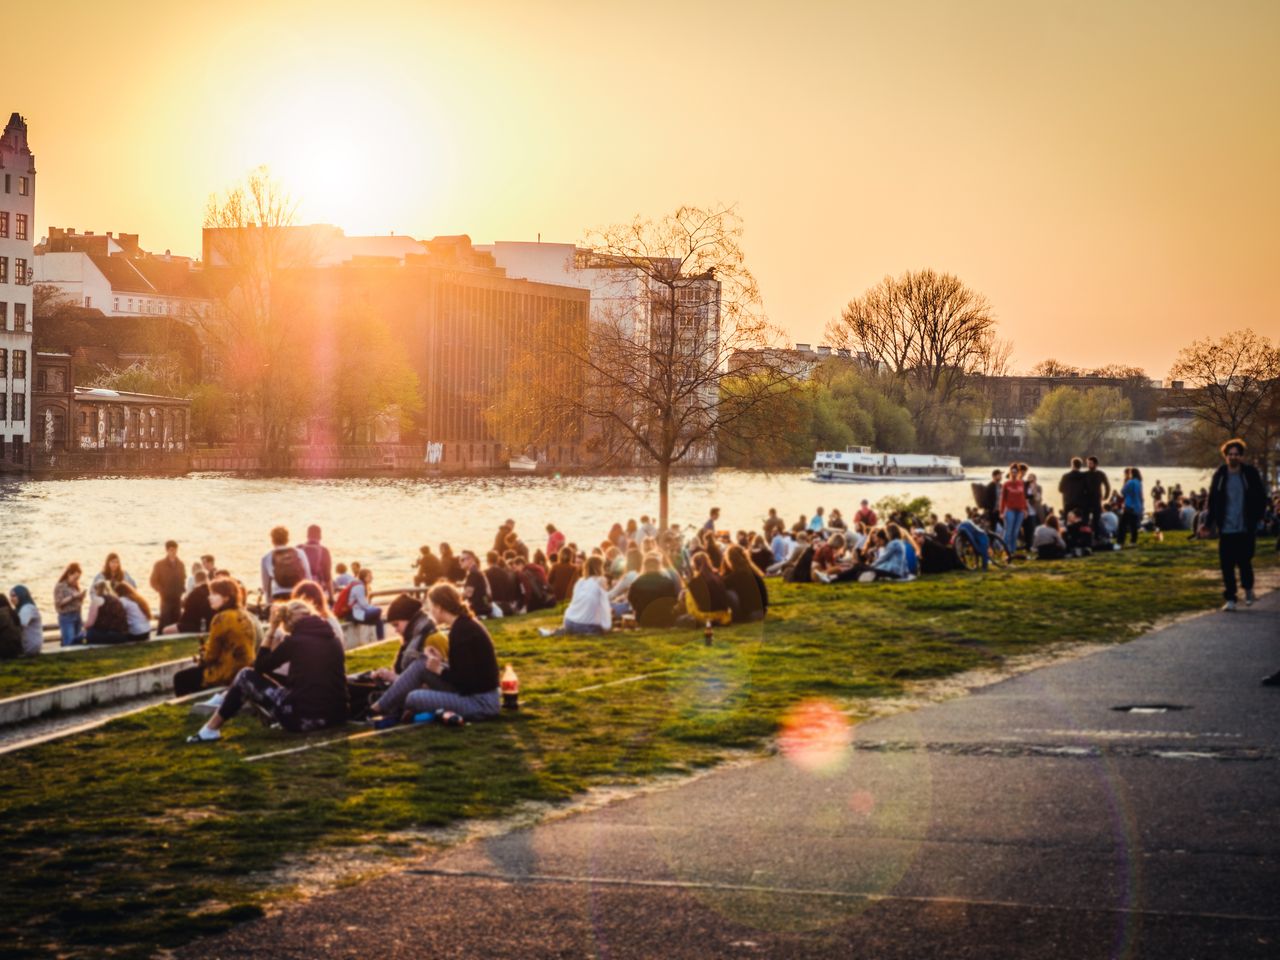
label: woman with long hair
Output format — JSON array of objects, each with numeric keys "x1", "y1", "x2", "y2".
[
  {"x1": 684, "y1": 551, "x2": 732, "y2": 626},
  {"x1": 187, "y1": 598, "x2": 347, "y2": 743},
  {"x1": 439, "y1": 543, "x2": 464, "y2": 583},
  {"x1": 54, "y1": 563, "x2": 87, "y2": 646},
  {"x1": 85, "y1": 581, "x2": 131, "y2": 644},
  {"x1": 114, "y1": 581, "x2": 153, "y2": 642},
  {"x1": 9, "y1": 585, "x2": 44, "y2": 656},
  {"x1": 721, "y1": 544, "x2": 768, "y2": 623},
  {"x1": 173, "y1": 577, "x2": 257, "y2": 697},
  {"x1": 999, "y1": 463, "x2": 1030, "y2": 555},
  {"x1": 292, "y1": 580, "x2": 345, "y2": 645},
  {"x1": 93, "y1": 552, "x2": 136, "y2": 590},
  {"x1": 370, "y1": 582, "x2": 500, "y2": 723},
  {"x1": 548, "y1": 555, "x2": 612, "y2": 635}
]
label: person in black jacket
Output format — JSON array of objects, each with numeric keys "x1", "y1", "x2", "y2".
[
  {"x1": 1058, "y1": 458, "x2": 1089, "y2": 520},
  {"x1": 371, "y1": 582, "x2": 501, "y2": 722},
  {"x1": 187, "y1": 600, "x2": 347, "y2": 742},
  {"x1": 1082, "y1": 457, "x2": 1112, "y2": 541},
  {"x1": 150, "y1": 540, "x2": 187, "y2": 632},
  {"x1": 1203, "y1": 439, "x2": 1268, "y2": 610},
  {"x1": 721, "y1": 545, "x2": 768, "y2": 623}
]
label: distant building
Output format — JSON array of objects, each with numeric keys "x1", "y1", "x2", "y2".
[
  {"x1": 35, "y1": 227, "x2": 212, "y2": 320},
  {"x1": 31, "y1": 351, "x2": 190, "y2": 473},
  {"x1": 482, "y1": 241, "x2": 722, "y2": 466},
  {"x1": 728, "y1": 343, "x2": 862, "y2": 379},
  {"x1": 0, "y1": 112, "x2": 36, "y2": 471}
]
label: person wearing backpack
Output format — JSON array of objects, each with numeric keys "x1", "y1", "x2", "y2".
[{"x1": 260, "y1": 526, "x2": 312, "y2": 602}]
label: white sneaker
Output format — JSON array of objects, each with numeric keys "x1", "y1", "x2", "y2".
[
  {"x1": 538, "y1": 627, "x2": 555, "y2": 638},
  {"x1": 1245, "y1": 590, "x2": 1257, "y2": 606},
  {"x1": 200, "y1": 693, "x2": 224, "y2": 708},
  {"x1": 1222, "y1": 599, "x2": 1237, "y2": 612}
]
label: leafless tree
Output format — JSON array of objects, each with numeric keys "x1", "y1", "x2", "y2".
[
  {"x1": 825, "y1": 269, "x2": 1002, "y2": 450},
  {"x1": 1169, "y1": 329, "x2": 1280, "y2": 473},
  {"x1": 1028, "y1": 358, "x2": 1081, "y2": 378},
  {"x1": 202, "y1": 167, "x2": 316, "y2": 464},
  {"x1": 491, "y1": 205, "x2": 795, "y2": 528}
]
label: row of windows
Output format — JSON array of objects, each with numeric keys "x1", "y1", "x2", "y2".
[
  {"x1": 3, "y1": 174, "x2": 29, "y2": 196},
  {"x1": 111, "y1": 295, "x2": 209, "y2": 317},
  {"x1": 0, "y1": 302, "x2": 28, "y2": 331},
  {"x1": 0, "y1": 256, "x2": 30, "y2": 285},
  {"x1": 0, "y1": 392, "x2": 24, "y2": 420},
  {"x1": 0, "y1": 211, "x2": 28, "y2": 240},
  {"x1": 0, "y1": 348, "x2": 26, "y2": 378}
]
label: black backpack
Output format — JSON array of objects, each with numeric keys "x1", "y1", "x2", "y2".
[{"x1": 273, "y1": 548, "x2": 305, "y2": 590}]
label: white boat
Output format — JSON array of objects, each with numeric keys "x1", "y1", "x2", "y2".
[
  {"x1": 812, "y1": 446, "x2": 964, "y2": 483},
  {"x1": 508, "y1": 455, "x2": 538, "y2": 472}
]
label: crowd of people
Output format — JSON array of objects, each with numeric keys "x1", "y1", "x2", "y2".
[{"x1": 2, "y1": 440, "x2": 1277, "y2": 717}]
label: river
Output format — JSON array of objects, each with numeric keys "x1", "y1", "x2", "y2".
[{"x1": 1, "y1": 465, "x2": 1212, "y2": 609}]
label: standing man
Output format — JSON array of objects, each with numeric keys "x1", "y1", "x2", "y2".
[
  {"x1": 1058, "y1": 458, "x2": 1088, "y2": 524},
  {"x1": 1204, "y1": 439, "x2": 1266, "y2": 611},
  {"x1": 984, "y1": 469, "x2": 1003, "y2": 529},
  {"x1": 150, "y1": 540, "x2": 186, "y2": 632},
  {"x1": 854, "y1": 499, "x2": 878, "y2": 528},
  {"x1": 299, "y1": 525, "x2": 333, "y2": 598},
  {"x1": 261, "y1": 526, "x2": 312, "y2": 602},
  {"x1": 702, "y1": 507, "x2": 721, "y2": 535},
  {"x1": 1083, "y1": 456, "x2": 1111, "y2": 540}
]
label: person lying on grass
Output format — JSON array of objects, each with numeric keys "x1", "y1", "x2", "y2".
[
  {"x1": 368, "y1": 582, "x2": 501, "y2": 724},
  {"x1": 186, "y1": 599, "x2": 347, "y2": 743}
]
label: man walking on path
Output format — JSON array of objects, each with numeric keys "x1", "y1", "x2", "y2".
[
  {"x1": 1082, "y1": 456, "x2": 1111, "y2": 541},
  {"x1": 1203, "y1": 438, "x2": 1267, "y2": 611},
  {"x1": 149, "y1": 540, "x2": 186, "y2": 632},
  {"x1": 298, "y1": 525, "x2": 333, "y2": 598}
]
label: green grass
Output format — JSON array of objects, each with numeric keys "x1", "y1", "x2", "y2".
[
  {"x1": 0, "y1": 536, "x2": 1270, "y2": 959},
  {"x1": 0, "y1": 636, "x2": 204, "y2": 698}
]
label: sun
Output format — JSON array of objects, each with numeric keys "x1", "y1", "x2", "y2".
[{"x1": 242, "y1": 71, "x2": 449, "y2": 234}]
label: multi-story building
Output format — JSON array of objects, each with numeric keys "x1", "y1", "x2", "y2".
[
  {"x1": 202, "y1": 229, "x2": 592, "y2": 470},
  {"x1": 35, "y1": 227, "x2": 212, "y2": 321},
  {"x1": 728, "y1": 343, "x2": 865, "y2": 379},
  {"x1": 482, "y1": 241, "x2": 722, "y2": 466},
  {"x1": 0, "y1": 113, "x2": 35, "y2": 470}
]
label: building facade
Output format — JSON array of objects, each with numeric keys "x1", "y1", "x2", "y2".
[{"x1": 0, "y1": 113, "x2": 35, "y2": 470}]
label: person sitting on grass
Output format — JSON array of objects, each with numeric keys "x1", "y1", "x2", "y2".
[
  {"x1": 627, "y1": 553, "x2": 680, "y2": 622},
  {"x1": 1064, "y1": 510, "x2": 1094, "y2": 556},
  {"x1": 186, "y1": 599, "x2": 347, "y2": 743},
  {"x1": 172, "y1": 578, "x2": 257, "y2": 697},
  {"x1": 608, "y1": 548, "x2": 644, "y2": 617},
  {"x1": 0, "y1": 594, "x2": 24, "y2": 659},
  {"x1": 368, "y1": 583, "x2": 500, "y2": 724},
  {"x1": 1032, "y1": 514, "x2": 1068, "y2": 560},
  {"x1": 347, "y1": 568, "x2": 385, "y2": 639},
  {"x1": 8, "y1": 586, "x2": 43, "y2": 657},
  {"x1": 114, "y1": 582, "x2": 154, "y2": 642},
  {"x1": 542, "y1": 556, "x2": 612, "y2": 636},
  {"x1": 722, "y1": 544, "x2": 768, "y2": 623},
  {"x1": 682, "y1": 551, "x2": 733, "y2": 626},
  {"x1": 812, "y1": 533, "x2": 848, "y2": 583},
  {"x1": 292, "y1": 581, "x2": 345, "y2": 646},
  {"x1": 868, "y1": 529, "x2": 910, "y2": 581},
  {"x1": 347, "y1": 594, "x2": 443, "y2": 720},
  {"x1": 547, "y1": 547, "x2": 580, "y2": 604},
  {"x1": 888, "y1": 523, "x2": 920, "y2": 578}
]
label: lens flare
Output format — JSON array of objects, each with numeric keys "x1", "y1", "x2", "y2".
[{"x1": 778, "y1": 699, "x2": 852, "y2": 774}]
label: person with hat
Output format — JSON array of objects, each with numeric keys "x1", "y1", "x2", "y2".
[{"x1": 346, "y1": 593, "x2": 445, "y2": 720}]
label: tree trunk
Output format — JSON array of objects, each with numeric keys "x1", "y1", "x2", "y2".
[{"x1": 658, "y1": 462, "x2": 670, "y2": 533}]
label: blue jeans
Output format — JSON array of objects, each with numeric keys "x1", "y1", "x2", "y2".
[
  {"x1": 562, "y1": 619, "x2": 604, "y2": 635},
  {"x1": 1003, "y1": 509, "x2": 1025, "y2": 552},
  {"x1": 353, "y1": 606, "x2": 385, "y2": 640},
  {"x1": 58, "y1": 612, "x2": 84, "y2": 646}
]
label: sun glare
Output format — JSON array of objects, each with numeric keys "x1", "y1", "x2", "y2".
[{"x1": 241, "y1": 72, "x2": 449, "y2": 234}]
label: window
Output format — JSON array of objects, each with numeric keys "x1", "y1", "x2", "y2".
[
  {"x1": 13, "y1": 350, "x2": 25, "y2": 378},
  {"x1": 113, "y1": 297, "x2": 119, "y2": 312},
  {"x1": 15, "y1": 258, "x2": 26, "y2": 284},
  {"x1": 84, "y1": 297, "x2": 91, "y2": 308},
  {"x1": 0, "y1": 212, "x2": 7, "y2": 237},
  {"x1": 18, "y1": 176, "x2": 28, "y2": 196},
  {"x1": 14, "y1": 303, "x2": 25, "y2": 331},
  {"x1": 36, "y1": 369, "x2": 46, "y2": 392},
  {"x1": 14, "y1": 214, "x2": 26, "y2": 241},
  {"x1": 0, "y1": 257, "x2": 7, "y2": 284},
  {"x1": 0, "y1": 302, "x2": 6, "y2": 329},
  {"x1": 12, "y1": 393, "x2": 24, "y2": 421},
  {"x1": 3, "y1": 174, "x2": 8, "y2": 193},
  {"x1": 0, "y1": 393, "x2": 5, "y2": 419},
  {"x1": 0, "y1": 347, "x2": 6, "y2": 376}
]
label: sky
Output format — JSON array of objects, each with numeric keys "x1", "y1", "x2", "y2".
[{"x1": 6, "y1": 0, "x2": 1278, "y2": 377}]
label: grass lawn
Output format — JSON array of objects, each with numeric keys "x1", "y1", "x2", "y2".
[
  {"x1": 0, "y1": 636, "x2": 203, "y2": 699},
  {"x1": 0, "y1": 536, "x2": 1270, "y2": 959}
]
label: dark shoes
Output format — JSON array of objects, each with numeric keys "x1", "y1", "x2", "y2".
[{"x1": 1262, "y1": 671, "x2": 1280, "y2": 687}]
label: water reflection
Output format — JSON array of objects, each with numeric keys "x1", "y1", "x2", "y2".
[{"x1": 0, "y1": 466, "x2": 1210, "y2": 609}]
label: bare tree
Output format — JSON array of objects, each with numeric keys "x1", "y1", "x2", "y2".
[
  {"x1": 490, "y1": 205, "x2": 795, "y2": 528},
  {"x1": 202, "y1": 167, "x2": 316, "y2": 465},
  {"x1": 825, "y1": 269, "x2": 1001, "y2": 450},
  {"x1": 1169, "y1": 329, "x2": 1280, "y2": 473},
  {"x1": 1028, "y1": 358, "x2": 1081, "y2": 378}
]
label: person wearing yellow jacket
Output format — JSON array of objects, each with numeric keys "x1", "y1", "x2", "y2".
[{"x1": 172, "y1": 579, "x2": 256, "y2": 697}]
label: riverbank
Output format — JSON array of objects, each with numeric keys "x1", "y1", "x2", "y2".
[{"x1": 1, "y1": 535, "x2": 1271, "y2": 959}]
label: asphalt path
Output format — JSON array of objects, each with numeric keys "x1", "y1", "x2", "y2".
[{"x1": 183, "y1": 590, "x2": 1280, "y2": 959}]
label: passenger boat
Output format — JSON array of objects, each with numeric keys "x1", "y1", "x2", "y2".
[
  {"x1": 812, "y1": 446, "x2": 964, "y2": 483},
  {"x1": 507, "y1": 455, "x2": 539, "y2": 472}
]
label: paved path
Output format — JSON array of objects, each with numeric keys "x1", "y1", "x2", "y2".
[{"x1": 185, "y1": 593, "x2": 1280, "y2": 959}]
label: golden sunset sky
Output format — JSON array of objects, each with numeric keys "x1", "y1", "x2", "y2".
[{"x1": 8, "y1": 0, "x2": 1278, "y2": 375}]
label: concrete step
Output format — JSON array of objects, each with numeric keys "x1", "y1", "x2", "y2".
[{"x1": 0, "y1": 657, "x2": 189, "y2": 727}]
